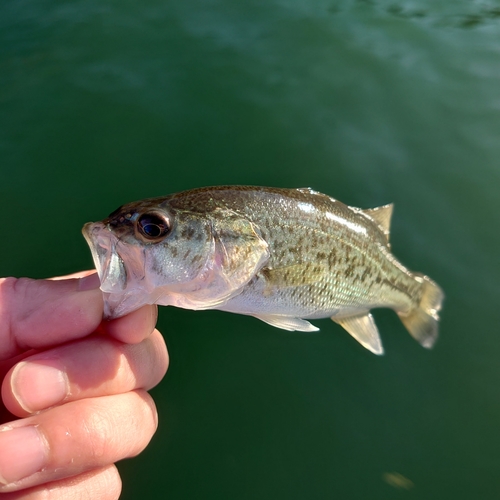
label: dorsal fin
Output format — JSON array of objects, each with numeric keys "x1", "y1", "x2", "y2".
[
  {"x1": 296, "y1": 187, "x2": 319, "y2": 195},
  {"x1": 363, "y1": 204, "x2": 393, "y2": 242}
]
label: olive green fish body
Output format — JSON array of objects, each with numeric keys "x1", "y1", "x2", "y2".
[{"x1": 83, "y1": 186, "x2": 443, "y2": 354}]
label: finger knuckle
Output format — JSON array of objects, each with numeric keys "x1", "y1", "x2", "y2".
[
  {"x1": 82, "y1": 466, "x2": 122, "y2": 500},
  {"x1": 0, "y1": 277, "x2": 27, "y2": 355},
  {"x1": 80, "y1": 394, "x2": 157, "y2": 462},
  {"x1": 82, "y1": 408, "x2": 114, "y2": 461},
  {"x1": 126, "y1": 392, "x2": 158, "y2": 456}
]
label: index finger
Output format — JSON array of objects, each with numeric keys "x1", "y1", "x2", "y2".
[{"x1": 0, "y1": 275, "x2": 104, "y2": 360}]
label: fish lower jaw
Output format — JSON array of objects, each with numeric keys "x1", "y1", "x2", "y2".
[
  {"x1": 102, "y1": 288, "x2": 167, "y2": 319},
  {"x1": 102, "y1": 292, "x2": 143, "y2": 319}
]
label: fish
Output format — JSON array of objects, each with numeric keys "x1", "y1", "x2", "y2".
[{"x1": 82, "y1": 185, "x2": 443, "y2": 355}]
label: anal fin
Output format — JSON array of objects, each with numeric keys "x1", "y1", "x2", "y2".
[
  {"x1": 254, "y1": 314, "x2": 319, "y2": 332},
  {"x1": 332, "y1": 313, "x2": 384, "y2": 355}
]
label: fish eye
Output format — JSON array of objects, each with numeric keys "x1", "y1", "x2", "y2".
[{"x1": 137, "y1": 213, "x2": 170, "y2": 240}]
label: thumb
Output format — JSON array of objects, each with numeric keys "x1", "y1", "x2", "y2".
[{"x1": 0, "y1": 274, "x2": 103, "y2": 360}]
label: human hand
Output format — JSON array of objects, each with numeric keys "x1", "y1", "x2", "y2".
[{"x1": 0, "y1": 272, "x2": 169, "y2": 499}]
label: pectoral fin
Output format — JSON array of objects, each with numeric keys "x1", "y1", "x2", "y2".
[
  {"x1": 212, "y1": 211, "x2": 269, "y2": 291},
  {"x1": 181, "y1": 212, "x2": 269, "y2": 310},
  {"x1": 332, "y1": 313, "x2": 384, "y2": 355},
  {"x1": 253, "y1": 314, "x2": 320, "y2": 332}
]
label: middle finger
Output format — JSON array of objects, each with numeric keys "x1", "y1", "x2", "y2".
[{"x1": 1, "y1": 330, "x2": 169, "y2": 417}]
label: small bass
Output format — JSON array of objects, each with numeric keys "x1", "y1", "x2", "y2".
[{"x1": 83, "y1": 186, "x2": 443, "y2": 354}]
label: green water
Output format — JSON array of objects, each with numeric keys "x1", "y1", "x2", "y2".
[{"x1": 2, "y1": 0, "x2": 500, "y2": 498}]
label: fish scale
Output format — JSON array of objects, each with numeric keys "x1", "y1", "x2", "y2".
[{"x1": 83, "y1": 185, "x2": 443, "y2": 355}]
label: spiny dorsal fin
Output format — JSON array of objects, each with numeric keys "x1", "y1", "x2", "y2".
[
  {"x1": 363, "y1": 203, "x2": 393, "y2": 242},
  {"x1": 296, "y1": 187, "x2": 318, "y2": 195},
  {"x1": 296, "y1": 187, "x2": 335, "y2": 201}
]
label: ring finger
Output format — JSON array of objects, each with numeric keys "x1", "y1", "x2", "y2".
[{"x1": 1, "y1": 330, "x2": 168, "y2": 417}]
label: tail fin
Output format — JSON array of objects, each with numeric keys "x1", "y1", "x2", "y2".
[{"x1": 398, "y1": 275, "x2": 444, "y2": 349}]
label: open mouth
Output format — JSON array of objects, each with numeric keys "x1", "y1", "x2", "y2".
[
  {"x1": 82, "y1": 222, "x2": 151, "y2": 319},
  {"x1": 83, "y1": 222, "x2": 127, "y2": 293}
]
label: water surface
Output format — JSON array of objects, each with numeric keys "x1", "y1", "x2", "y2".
[{"x1": 1, "y1": 0, "x2": 500, "y2": 498}]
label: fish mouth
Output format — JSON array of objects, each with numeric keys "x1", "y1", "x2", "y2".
[{"x1": 82, "y1": 222, "x2": 153, "y2": 319}]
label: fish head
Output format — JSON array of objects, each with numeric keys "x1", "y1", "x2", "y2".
[{"x1": 83, "y1": 198, "x2": 214, "y2": 319}]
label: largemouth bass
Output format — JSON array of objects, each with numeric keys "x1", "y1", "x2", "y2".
[{"x1": 83, "y1": 186, "x2": 443, "y2": 354}]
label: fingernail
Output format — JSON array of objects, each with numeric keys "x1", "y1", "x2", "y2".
[
  {"x1": 78, "y1": 273, "x2": 101, "y2": 291},
  {"x1": 0, "y1": 426, "x2": 47, "y2": 485},
  {"x1": 11, "y1": 361, "x2": 69, "y2": 413}
]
